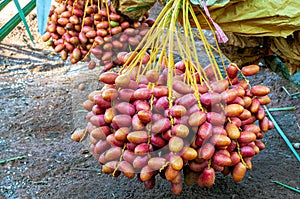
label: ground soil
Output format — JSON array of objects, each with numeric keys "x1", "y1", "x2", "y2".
[{"x1": 0, "y1": 3, "x2": 300, "y2": 199}]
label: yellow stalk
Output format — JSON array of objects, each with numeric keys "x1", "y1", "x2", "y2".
[
  {"x1": 97, "y1": 0, "x2": 100, "y2": 12},
  {"x1": 167, "y1": 0, "x2": 181, "y2": 109},
  {"x1": 135, "y1": 59, "x2": 144, "y2": 82},
  {"x1": 236, "y1": 141, "x2": 249, "y2": 168},
  {"x1": 82, "y1": 41, "x2": 96, "y2": 61},
  {"x1": 72, "y1": 0, "x2": 78, "y2": 15},
  {"x1": 196, "y1": 8, "x2": 226, "y2": 69},
  {"x1": 120, "y1": 0, "x2": 174, "y2": 72},
  {"x1": 188, "y1": 3, "x2": 222, "y2": 81},
  {"x1": 112, "y1": 143, "x2": 127, "y2": 177},
  {"x1": 81, "y1": 0, "x2": 90, "y2": 30},
  {"x1": 105, "y1": 1, "x2": 111, "y2": 31},
  {"x1": 231, "y1": 63, "x2": 251, "y2": 88},
  {"x1": 147, "y1": 83, "x2": 155, "y2": 158}
]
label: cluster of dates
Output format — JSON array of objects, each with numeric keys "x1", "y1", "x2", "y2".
[
  {"x1": 73, "y1": 52, "x2": 273, "y2": 195},
  {"x1": 42, "y1": 0, "x2": 153, "y2": 70}
]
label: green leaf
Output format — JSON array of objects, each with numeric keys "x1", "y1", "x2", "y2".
[
  {"x1": 127, "y1": 5, "x2": 150, "y2": 12},
  {"x1": 190, "y1": 0, "x2": 201, "y2": 5},
  {"x1": 13, "y1": 0, "x2": 34, "y2": 43},
  {"x1": 0, "y1": 0, "x2": 12, "y2": 12},
  {"x1": 0, "y1": 0, "x2": 36, "y2": 42},
  {"x1": 190, "y1": 0, "x2": 231, "y2": 7}
]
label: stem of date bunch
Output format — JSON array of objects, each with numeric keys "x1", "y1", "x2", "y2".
[{"x1": 264, "y1": 105, "x2": 300, "y2": 162}]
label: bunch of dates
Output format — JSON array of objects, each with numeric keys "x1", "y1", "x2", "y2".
[
  {"x1": 42, "y1": 0, "x2": 154, "y2": 70},
  {"x1": 73, "y1": 53, "x2": 273, "y2": 195}
]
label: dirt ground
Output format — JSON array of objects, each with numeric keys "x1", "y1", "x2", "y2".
[{"x1": 0, "y1": 4, "x2": 300, "y2": 199}]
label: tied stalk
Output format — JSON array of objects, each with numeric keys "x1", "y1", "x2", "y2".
[{"x1": 119, "y1": 0, "x2": 225, "y2": 111}]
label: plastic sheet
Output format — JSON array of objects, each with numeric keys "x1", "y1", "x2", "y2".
[{"x1": 190, "y1": 0, "x2": 300, "y2": 37}]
